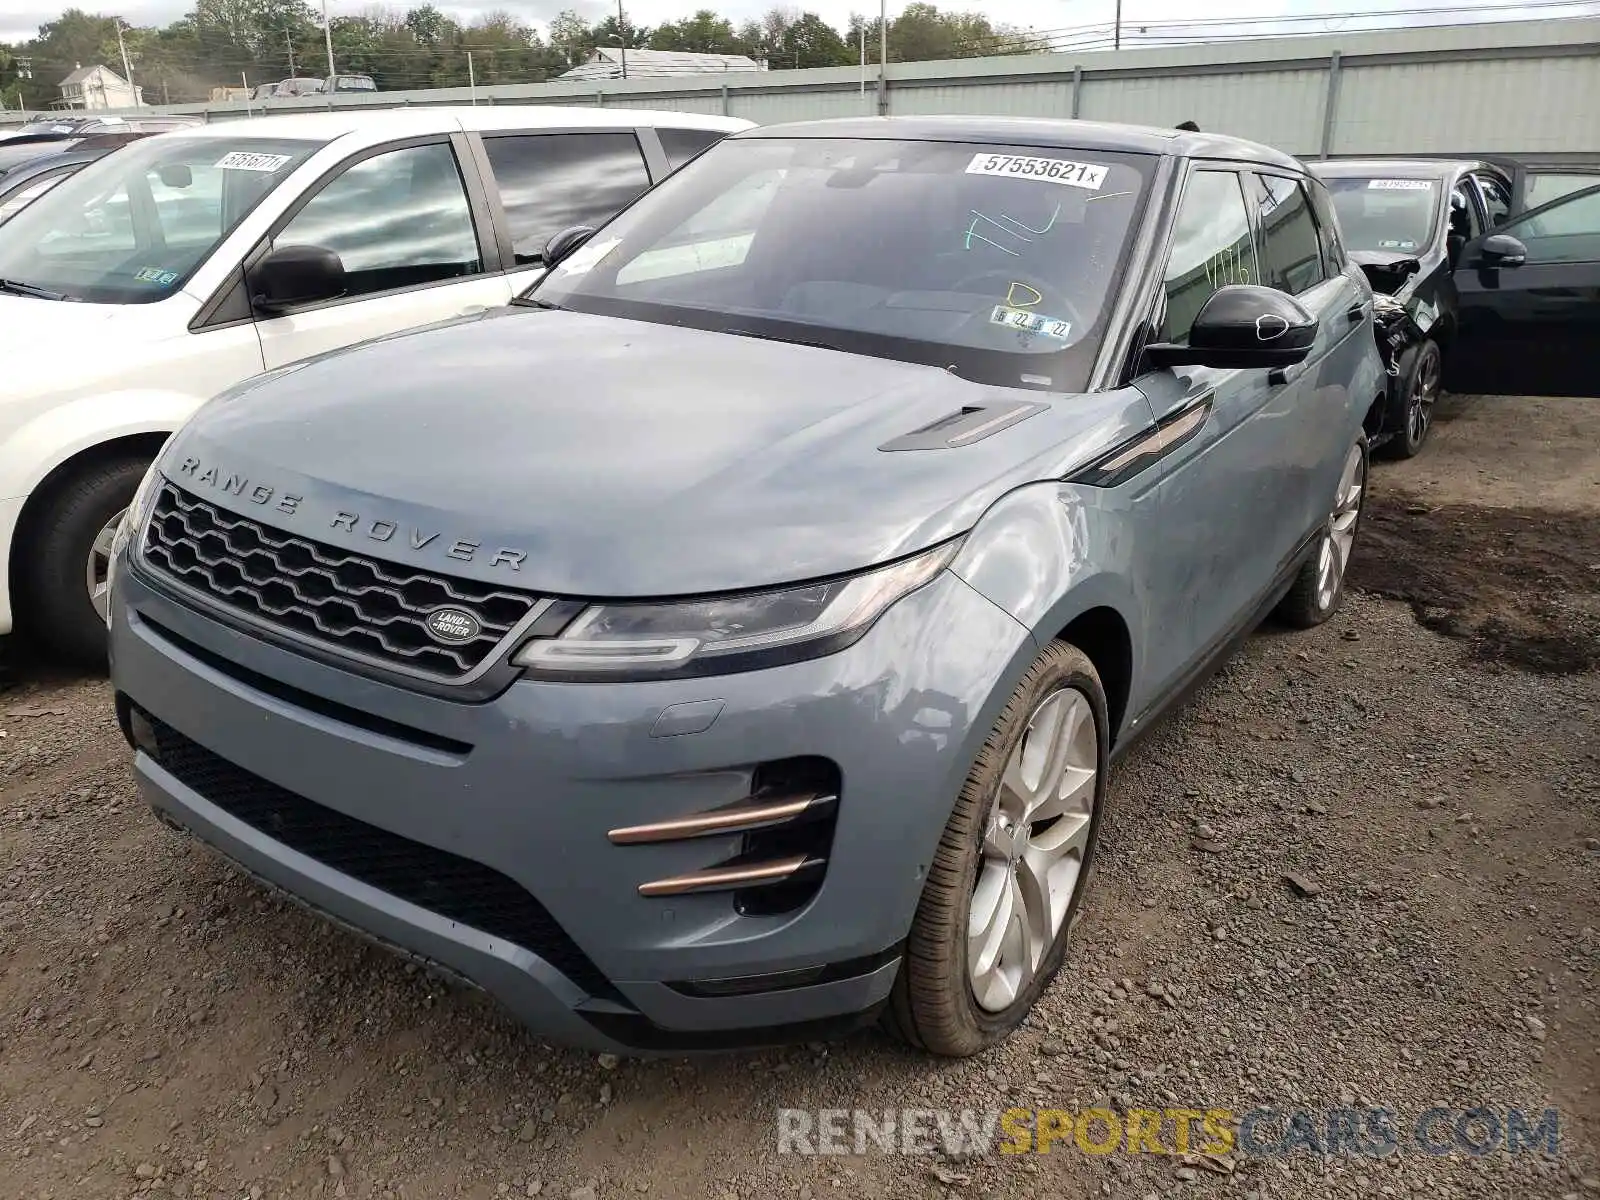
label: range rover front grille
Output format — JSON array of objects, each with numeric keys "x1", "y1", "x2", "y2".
[{"x1": 142, "y1": 483, "x2": 540, "y2": 679}]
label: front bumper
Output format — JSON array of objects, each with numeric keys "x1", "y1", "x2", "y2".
[{"x1": 110, "y1": 555, "x2": 1035, "y2": 1053}]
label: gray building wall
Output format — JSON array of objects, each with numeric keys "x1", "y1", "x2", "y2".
[{"x1": 4, "y1": 17, "x2": 1596, "y2": 158}]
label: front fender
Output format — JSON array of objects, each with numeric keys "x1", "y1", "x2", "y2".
[
  {"x1": 0, "y1": 389, "x2": 205, "y2": 502},
  {"x1": 0, "y1": 390, "x2": 204, "y2": 635},
  {"x1": 948, "y1": 479, "x2": 1152, "y2": 737}
]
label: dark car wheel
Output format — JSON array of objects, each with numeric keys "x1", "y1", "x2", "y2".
[
  {"x1": 16, "y1": 455, "x2": 149, "y2": 669},
  {"x1": 1276, "y1": 438, "x2": 1369, "y2": 629},
  {"x1": 1380, "y1": 339, "x2": 1441, "y2": 461},
  {"x1": 885, "y1": 640, "x2": 1108, "y2": 1057}
]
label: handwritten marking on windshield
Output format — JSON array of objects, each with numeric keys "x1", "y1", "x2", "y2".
[
  {"x1": 963, "y1": 203, "x2": 1063, "y2": 256},
  {"x1": 1006, "y1": 281, "x2": 1044, "y2": 308}
]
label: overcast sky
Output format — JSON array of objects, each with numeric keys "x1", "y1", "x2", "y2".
[{"x1": 4, "y1": 0, "x2": 1597, "y2": 49}]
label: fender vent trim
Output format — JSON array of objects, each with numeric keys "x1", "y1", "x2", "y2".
[{"x1": 878, "y1": 400, "x2": 1047, "y2": 451}]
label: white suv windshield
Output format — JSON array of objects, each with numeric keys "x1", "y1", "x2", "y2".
[
  {"x1": 0, "y1": 134, "x2": 320, "y2": 303},
  {"x1": 533, "y1": 136, "x2": 1153, "y2": 392}
]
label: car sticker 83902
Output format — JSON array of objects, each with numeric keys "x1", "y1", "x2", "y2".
[
  {"x1": 1367, "y1": 179, "x2": 1434, "y2": 191},
  {"x1": 966, "y1": 153, "x2": 1107, "y2": 190}
]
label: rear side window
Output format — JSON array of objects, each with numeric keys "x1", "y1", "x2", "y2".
[
  {"x1": 482, "y1": 133, "x2": 651, "y2": 265},
  {"x1": 657, "y1": 127, "x2": 728, "y2": 172},
  {"x1": 1254, "y1": 174, "x2": 1328, "y2": 295},
  {"x1": 1161, "y1": 169, "x2": 1259, "y2": 344}
]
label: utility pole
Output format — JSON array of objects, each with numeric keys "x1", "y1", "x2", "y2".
[
  {"x1": 618, "y1": 0, "x2": 627, "y2": 80},
  {"x1": 467, "y1": 51, "x2": 476, "y2": 104},
  {"x1": 1114, "y1": 0, "x2": 1122, "y2": 50},
  {"x1": 321, "y1": 0, "x2": 338, "y2": 81},
  {"x1": 116, "y1": 19, "x2": 137, "y2": 106},
  {"x1": 879, "y1": 0, "x2": 887, "y2": 74},
  {"x1": 286, "y1": 29, "x2": 297, "y2": 77}
]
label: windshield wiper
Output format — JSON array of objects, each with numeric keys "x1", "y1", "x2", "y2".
[
  {"x1": 0, "y1": 277, "x2": 72, "y2": 301},
  {"x1": 510, "y1": 295, "x2": 560, "y2": 310}
]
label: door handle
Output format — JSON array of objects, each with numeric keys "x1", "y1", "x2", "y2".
[
  {"x1": 1269, "y1": 362, "x2": 1308, "y2": 387},
  {"x1": 1346, "y1": 302, "x2": 1367, "y2": 324}
]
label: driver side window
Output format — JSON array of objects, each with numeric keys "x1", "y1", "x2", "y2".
[
  {"x1": 1160, "y1": 169, "x2": 1258, "y2": 344},
  {"x1": 274, "y1": 141, "x2": 482, "y2": 301}
]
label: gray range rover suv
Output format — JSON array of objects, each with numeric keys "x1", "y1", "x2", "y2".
[{"x1": 108, "y1": 118, "x2": 1385, "y2": 1056}]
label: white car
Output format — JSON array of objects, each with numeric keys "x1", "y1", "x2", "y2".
[{"x1": 0, "y1": 105, "x2": 750, "y2": 664}]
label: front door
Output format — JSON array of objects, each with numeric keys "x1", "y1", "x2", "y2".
[
  {"x1": 1135, "y1": 167, "x2": 1307, "y2": 701},
  {"x1": 255, "y1": 140, "x2": 512, "y2": 371},
  {"x1": 1446, "y1": 184, "x2": 1600, "y2": 398}
]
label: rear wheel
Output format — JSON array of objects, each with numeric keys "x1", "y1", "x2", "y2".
[
  {"x1": 885, "y1": 641, "x2": 1108, "y2": 1057},
  {"x1": 1276, "y1": 438, "x2": 1368, "y2": 629},
  {"x1": 1380, "y1": 339, "x2": 1440, "y2": 460},
  {"x1": 16, "y1": 456, "x2": 150, "y2": 669}
]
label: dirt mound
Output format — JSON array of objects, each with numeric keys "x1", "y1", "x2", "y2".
[{"x1": 1350, "y1": 491, "x2": 1600, "y2": 674}]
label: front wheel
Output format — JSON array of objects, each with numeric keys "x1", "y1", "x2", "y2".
[
  {"x1": 1380, "y1": 339, "x2": 1440, "y2": 461},
  {"x1": 16, "y1": 456, "x2": 150, "y2": 668},
  {"x1": 885, "y1": 641, "x2": 1108, "y2": 1057},
  {"x1": 1275, "y1": 438, "x2": 1369, "y2": 629}
]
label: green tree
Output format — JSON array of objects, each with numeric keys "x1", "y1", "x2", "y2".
[{"x1": 775, "y1": 11, "x2": 851, "y2": 68}]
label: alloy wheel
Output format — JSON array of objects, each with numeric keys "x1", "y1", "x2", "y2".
[
  {"x1": 1314, "y1": 444, "x2": 1365, "y2": 612},
  {"x1": 968, "y1": 685, "x2": 1098, "y2": 1012},
  {"x1": 85, "y1": 508, "x2": 127, "y2": 622},
  {"x1": 1408, "y1": 347, "x2": 1439, "y2": 446}
]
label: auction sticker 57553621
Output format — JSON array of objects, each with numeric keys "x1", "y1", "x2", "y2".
[{"x1": 966, "y1": 153, "x2": 1107, "y2": 190}]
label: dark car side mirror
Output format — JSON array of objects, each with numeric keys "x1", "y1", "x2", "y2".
[
  {"x1": 247, "y1": 244, "x2": 346, "y2": 313},
  {"x1": 1477, "y1": 233, "x2": 1527, "y2": 268},
  {"x1": 542, "y1": 225, "x2": 598, "y2": 268},
  {"x1": 1144, "y1": 285, "x2": 1319, "y2": 372}
]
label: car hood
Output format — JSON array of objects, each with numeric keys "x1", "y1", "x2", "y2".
[
  {"x1": 1349, "y1": 249, "x2": 1426, "y2": 296},
  {"x1": 165, "y1": 308, "x2": 1142, "y2": 597}
]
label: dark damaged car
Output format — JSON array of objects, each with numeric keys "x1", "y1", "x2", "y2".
[
  {"x1": 112, "y1": 117, "x2": 1392, "y2": 1055},
  {"x1": 1311, "y1": 158, "x2": 1600, "y2": 456}
]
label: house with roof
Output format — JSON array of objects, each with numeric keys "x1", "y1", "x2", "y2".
[
  {"x1": 58, "y1": 64, "x2": 142, "y2": 110},
  {"x1": 558, "y1": 48, "x2": 766, "y2": 80}
]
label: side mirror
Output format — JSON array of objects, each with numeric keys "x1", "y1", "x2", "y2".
[
  {"x1": 156, "y1": 162, "x2": 192, "y2": 189},
  {"x1": 1478, "y1": 233, "x2": 1527, "y2": 268},
  {"x1": 247, "y1": 244, "x2": 345, "y2": 313},
  {"x1": 542, "y1": 224, "x2": 597, "y2": 268},
  {"x1": 1145, "y1": 284, "x2": 1319, "y2": 371}
]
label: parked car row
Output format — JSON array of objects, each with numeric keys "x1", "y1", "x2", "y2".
[
  {"x1": 1, "y1": 110, "x2": 1595, "y2": 1059},
  {"x1": 1309, "y1": 155, "x2": 1600, "y2": 457},
  {"x1": 251, "y1": 74, "x2": 378, "y2": 101}
]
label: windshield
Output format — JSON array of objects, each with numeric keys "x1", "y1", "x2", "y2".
[
  {"x1": 1323, "y1": 175, "x2": 1439, "y2": 254},
  {"x1": 531, "y1": 136, "x2": 1153, "y2": 391},
  {"x1": 0, "y1": 134, "x2": 320, "y2": 303}
]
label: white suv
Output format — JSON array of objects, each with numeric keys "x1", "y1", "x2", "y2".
[{"x1": 0, "y1": 105, "x2": 749, "y2": 664}]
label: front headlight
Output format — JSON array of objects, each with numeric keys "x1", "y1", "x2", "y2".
[{"x1": 511, "y1": 541, "x2": 959, "y2": 680}]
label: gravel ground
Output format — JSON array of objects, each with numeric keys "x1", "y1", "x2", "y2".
[{"x1": 2, "y1": 395, "x2": 1596, "y2": 1200}]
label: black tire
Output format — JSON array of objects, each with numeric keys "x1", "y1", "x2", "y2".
[
  {"x1": 884, "y1": 640, "x2": 1109, "y2": 1057},
  {"x1": 16, "y1": 455, "x2": 150, "y2": 669},
  {"x1": 1378, "y1": 339, "x2": 1441, "y2": 461},
  {"x1": 1276, "y1": 437, "x2": 1369, "y2": 629}
]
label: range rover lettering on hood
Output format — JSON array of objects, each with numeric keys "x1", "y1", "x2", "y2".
[{"x1": 174, "y1": 456, "x2": 530, "y2": 572}]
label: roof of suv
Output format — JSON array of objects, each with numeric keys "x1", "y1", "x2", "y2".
[
  {"x1": 157, "y1": 106, "x2": 751, "y2": 145},
  {"x1": 739, "y1": 116, "x2": 1303, "y2": 171},
  {"x1": 1309, "y1": 158, "x2": 1487, "y2": 181}
]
